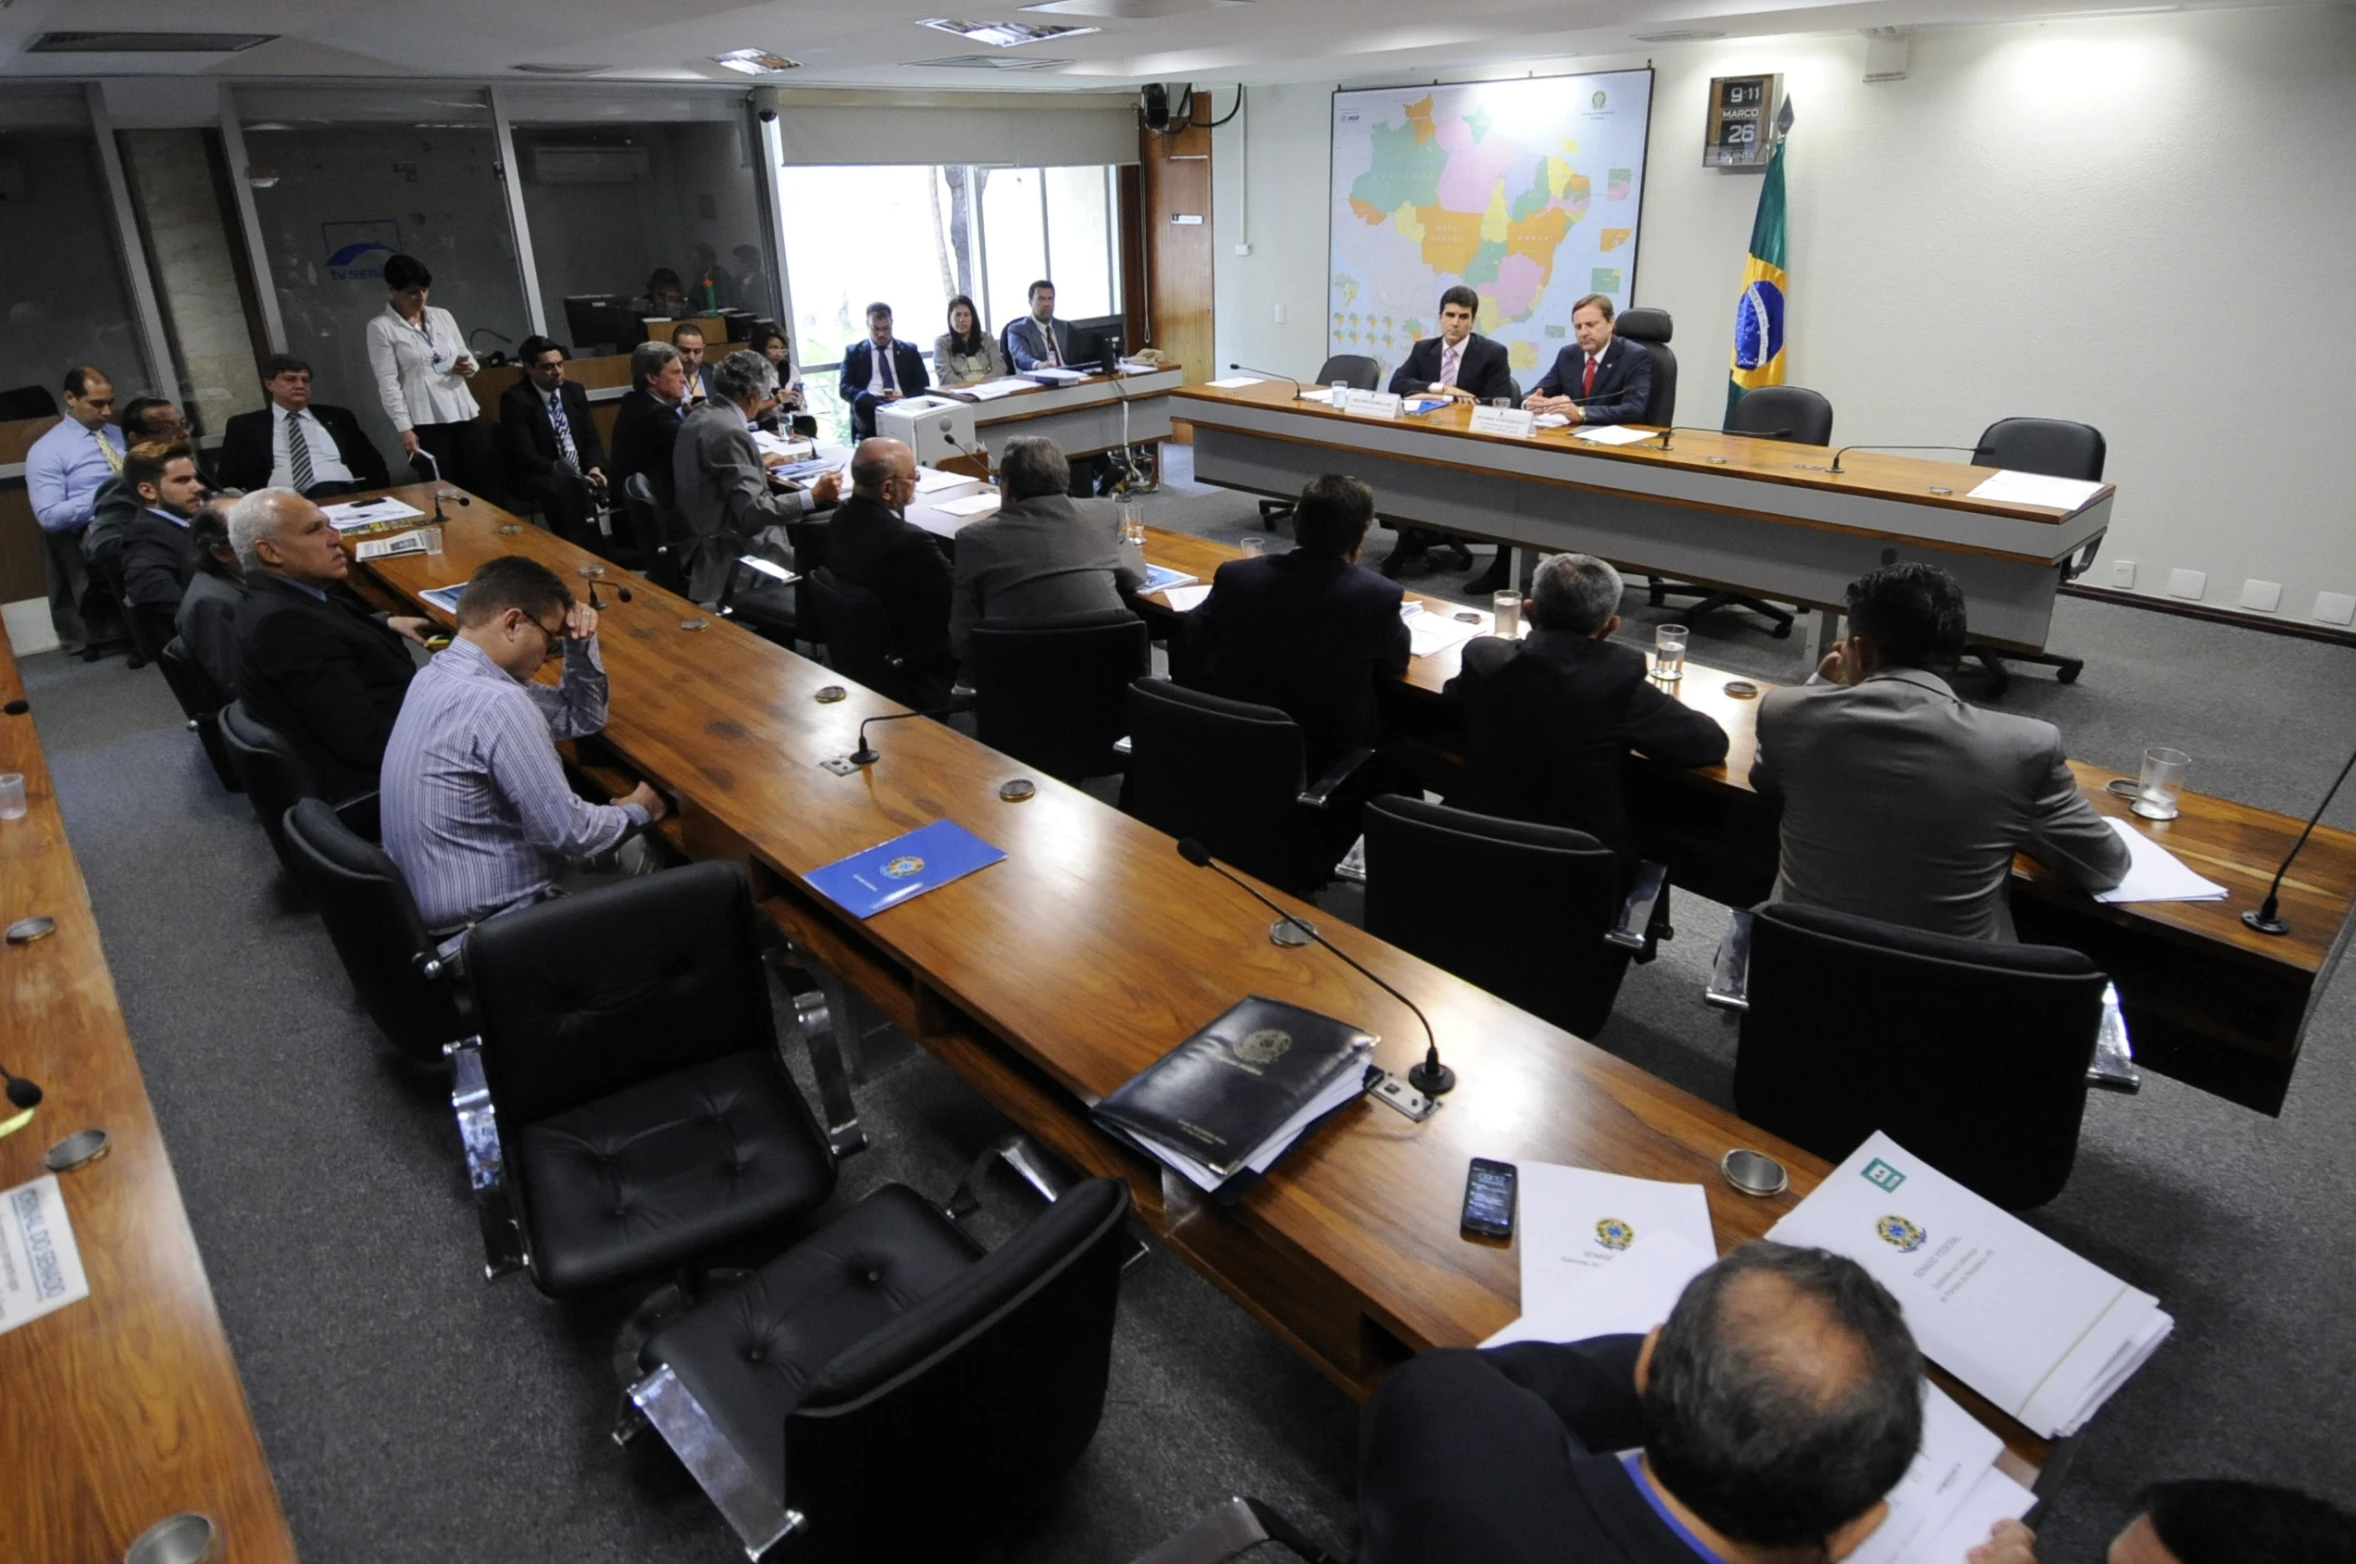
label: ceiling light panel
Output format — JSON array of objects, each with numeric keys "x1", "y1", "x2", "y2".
[
  {"x1": 909, "y1": 53, "x2": 1074, "y2": 69},
  {"x1": 711, "y1": 48, "x2": 802, "y2": 76},
  {"x1": 918, "y1": 18, "x2": 1100, "y2": 46}
]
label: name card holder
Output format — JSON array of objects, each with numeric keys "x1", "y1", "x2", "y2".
[
  {"x1": 1342, "y1": 389, "x2": 1405, "y2": 420},
  {"x1": 1468, "y1": 405, "x2": 1538, "y2": 439}
]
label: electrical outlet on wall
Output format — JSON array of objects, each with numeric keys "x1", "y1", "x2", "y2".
[
  {"x1": 2315, "y1": 592, "x2": 2356, "y2": 627},
  {"x1": 2167, "y1": 568, "x2": 2207, "y2": 600},
  {"x1": 2111, "y1": 560, "x2": 2136, "y2": 589},
  {"x1": 1273, "y1": 302, "x2": 1286, "y2": 325},
  {"x1": 1233, "y1": 241, "x2": 1252, "y2": 256},
  {"x1": 2240, "y1": 580, "x2": 2283, "y2": 613}
]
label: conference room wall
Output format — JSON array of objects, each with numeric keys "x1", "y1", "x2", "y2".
[{"x1": 1212, "y1": 5, "x2": 2356, "y2": 629}]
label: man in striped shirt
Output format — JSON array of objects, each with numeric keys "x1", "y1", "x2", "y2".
[{"x1": 381, "y1": 554, "x2": 666, "y2": 933}]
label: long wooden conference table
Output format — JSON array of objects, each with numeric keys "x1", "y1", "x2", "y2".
[
  {"x1": 1175, "y1": 381, "x2": 2113, "y2": 656},
  {"x1": 0, "y1": 617, "x2": 297, "y2": 1562},
  {"x1": 340, "y1": 484, "x2": 2053, "y2": 1476}
]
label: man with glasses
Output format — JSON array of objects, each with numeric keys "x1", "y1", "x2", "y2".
[
  {"x1": 26, "y1": 365, "x2": 126, "y2": 651},
  {"x1": 381, "y1": 554, "x2": 667, "y2": 935}
]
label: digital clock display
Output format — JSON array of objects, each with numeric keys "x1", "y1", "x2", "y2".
[
  {"x1": 1723, "y1": 79, "x2": 1765, "y2": 108},
  {"x1": 1704, "y1": 73, "x2": 1780, "y2": 167}
]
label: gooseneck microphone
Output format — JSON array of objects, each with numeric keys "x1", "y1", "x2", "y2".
[
  {"x1": 850, "y1": 706, "x2": 959, "y2": 766},
  {"x1": 1652, "y1": 425, "x2": 1788, "y2": 451},
  {"x1": 1176, "y1": 838, "x2": 1455, "y2": 1096},
  {"x1": 2244, "y1": 740, "x2": 2356, "y2": 936},
  {"x1": 1, "y1": 1062, "x2": 42, "y2": 1110},
  {"x1": 1227, "y1": 363, "x2": 1304, "y2": 399},
  {"x1": 1826, "y1": 443, "x2": 1977, "y2": 475}
]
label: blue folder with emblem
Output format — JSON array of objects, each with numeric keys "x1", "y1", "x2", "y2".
[
  {"x1": 804, "y1": 818, "x2": 1006, "y2": 919},
  {"x1": 1140, "y1": 563, "x2": 1197, "y2": 595}
]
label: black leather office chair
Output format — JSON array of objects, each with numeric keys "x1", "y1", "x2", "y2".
[
  {"x1": 120, "y1": 592, "x2": 179, "y2": 667},
  {"x1": 629, "y1": 1177, "x2": 1133, "y2": 1561},
  {"x1": 155, "y1": 637, "x2": 240, "y2": 792},
  {"x1": 281, "y1": 797, "x2": 468, "y2": 1069},
  {"x1": 806, "y1": 567, "x2": 913, "y2": 704},
  {"x1": 1735, "y1": 903, "x2": 2110, "y2": 1209},
  {"x1": 620, "y1": 474, "x2": 688, "y2": 596},
  {"x1": 1615, "y1": 308, "x2": 1677, "y2": 424},
  {"x1": 219, "y1": 701, "x2": 377, "y2": 888},
  {"x1": 1960, "y1": 417, "x2": 2107, "y2": 690},
  {"x1": 1361, "y1": 796, "x2": 1666, "y2": 1040},
  {"x1": 1647, "y1": 387, "x2": 1837, "y2": 638},
  {"x1": 784, "y1": 517, "x2": 830, "y2": 654},
  {"x1": 1259, "y1": 355, "x2": 1385, "y2": 532},
  {"x1": 451, "y1": 861, "x2": 838, "y2": 1294},
  {"x1": 0, "y1": 384, "x2": 58, "y2": 421},
  {"x1": 969, "y1": 610, "x2": 1149, "y2": 783},
  {"x1": 1123, "y1": 678, "x2": 1371, "y2": 899},
  {"x1": 716, "y1": 552, "x2": 802, "y2": 648}
]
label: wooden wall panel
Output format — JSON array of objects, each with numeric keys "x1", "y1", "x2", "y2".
[
  {"x1": 1, "y1": 415, "x2": 65, "y2": 605},
  {"x1": 1141, "y1": 98, "x2": 1214, "y2": 439}
]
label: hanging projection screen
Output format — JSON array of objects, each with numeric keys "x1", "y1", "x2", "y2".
[{"x1": 1328, "y1": 69, "x2": 1655, "y2": 388}]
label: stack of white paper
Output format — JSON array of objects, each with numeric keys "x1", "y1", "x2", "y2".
[
  {"x1": 1399, "y1": 601, "x2": 1486, "y2": 658},
  {"x1": 1205, "y1": 375, "x2": 1266, "y2": 389},
  {"x1": 2093, "y1": 817, "x2": 2228, "y2": 903},
  {"x1": 937, "y1": 492, "x2": 1002, "y2": 519},
  {"x1": 1572, "y1": 425, "x2": 1663, "y2": 447},
  {"x1": 1116, "y1": 358, "x2": 1164, "y2": 375},
  {"x1": 1767, "y1": 1132, "x2": 2171, "y2": 1437},
  {"x1": 962, "y1": 376, "x2": 1036, "y2": 400},
  {"x1": 1162, "y1": 583, "x2": 1213, "y2": 612},
  {"x1": 1025, "y1": 365, "x2": 1089, "y2": 385},
  {"x1": 913, "y1": 466, "x2": 976, "y2": 494},
  {"x1": 752, "y1": 430, "x2": 814, "y2": 461},
  {"x1": 1480, "y1": 1163, "x2": 1719, "y2": 1349},
  {"x1": 1850, "y1": 1385, "x2": 2036, "y2": 1564},
  {"x1": 1143, "y1": 1049, "x2": 1373, "y2": 1195},
  {"x1": 322, "y1": 496, "x2": 426, "y2": 530},
  {"x1": 1967, "y1": 470, "x2": 2106, "y2": 511}
]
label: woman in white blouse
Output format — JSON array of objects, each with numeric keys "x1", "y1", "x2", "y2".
[{"x1": 364, "y1": 253, "x2": 485, "y2": 494}]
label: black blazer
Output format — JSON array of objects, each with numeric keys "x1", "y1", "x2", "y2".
[
  {"x1": 1184, "y1": 551, "x2": 1411, "y2": 776},
  {"x1": 233, "y1": 573, "x2": 417, "y2": 801},
  {"x1": 118, "y1": 510, "x2": 198, "y2": 609},
  {"x1": 608, "y1": 389, "x2": 686, "y2": 506},
  {"x1": 1445, "y1": 629, "x2": 1727, "y2": 855},
  {"x1": 219, "y1": 403, "x2": 390, "y2": 494},
  {"x1": 837, "y1": 341, "x2": 932, "y2": 436},
  {"x1": 1388, "y1": 333, "x2": 1517, "y2": 402},
  {"x1": 1361, "y1": 1338, "x2": 1697, "y2": 1564},
  {"x1": 496, "y1": 378, "x2": 606, "y2": 480},
  {"x1": 826, "y1": 493, "x2": 953, "y2": 664},
  {"x1": 1533, "y1": 336, "x2": 1654, "y2": 425}
]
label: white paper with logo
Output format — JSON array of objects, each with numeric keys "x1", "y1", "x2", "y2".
[
  {"x1": 1848, "y1": 1385, "x2": 2007, "y2": 1564},
  {"x1": 1517, "y1": 1163, "x2": 1715, "y2": 1317},
  {"x1": 1483, "y1": 1228, "x2": 1712, "y2": 1348},
  {"x1": 0, "y1": 1174, "x2": 90, "y2": 1336}
]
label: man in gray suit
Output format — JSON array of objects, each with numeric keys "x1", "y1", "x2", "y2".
[
  {"x1": 1003, "y1": 280, "x2": 1085, "y2": 372},
  {"x1": 948, "y1": 436, "x2": 1144, "y2": 662},
  {"x1": 672, "y1": 350, "x2": 839, "y2": 604},
  {"x1": 1750, "y1": 562, "x2": 2129, "y2": 941}
]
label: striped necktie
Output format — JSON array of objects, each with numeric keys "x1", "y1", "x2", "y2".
[
  {"x1": 286, "y1": 411, "x2": 315, "y2": 492},
  {"x1": 95, "y1": 427, "x2": 123, "y2": 475},
  {"x1": 547, "y1": 391, "x2": 578, "y2": 465}
]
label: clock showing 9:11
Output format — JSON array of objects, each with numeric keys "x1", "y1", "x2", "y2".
[{"x1": 1705, "y1": 73, "x2": 1782, "y2": 167}]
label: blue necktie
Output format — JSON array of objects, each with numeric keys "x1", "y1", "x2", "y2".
[{"x1": 879, "y1": 344, "x2": 897, "y2": 392}]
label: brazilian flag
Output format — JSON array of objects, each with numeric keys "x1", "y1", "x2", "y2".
[{"x1": 1726, "y1": 122, "x2": 1791, "y2": 419}]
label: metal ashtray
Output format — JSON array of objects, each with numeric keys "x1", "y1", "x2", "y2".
[
  {"x1": 678, "y1": 617, "x2": 709, "y2": 632},
  {"x1": 497, "y1": 524, "x2": 524, "y2": 536},
  {"x1": 578, "y1": 564, "x2": 606, "y2": 578},
  {"x1": 1721, "y1": 1148, "x2": 1789, "y2": 1198},
  {"x1": 47, "y1": 1128, "x2": 110, "y2": 1173},
  {"x1": 124, "y1": 1512, "x2": 219, "y2": 1564},
  {"x1": 999, "y1": 779, "x2": 1037, "y2": 802},
  {"x1": 815, "y1": 685, "x2": 847, "y2": 703},
  {"x1": 6, "y1": 915, "x2": 57, "y2": 944},
  {"x1": 1723, "y1": 681, "x2": 1759, "y2": 699},
  {"x1": 1453, "y1": 610, "x2": 1481, "y2": 623}
]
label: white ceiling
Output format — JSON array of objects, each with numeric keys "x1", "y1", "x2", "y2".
[{"x1": 0, "y1": 0, "x2": 2305, "y2": 90}]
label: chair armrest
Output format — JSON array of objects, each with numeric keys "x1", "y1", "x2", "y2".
[
  {"x1": 1606, "y1": 860, "x2": 1669, "y2": 955},
  {"x1": 2087, "y1": 981, "x2": 2140, "y2": 1094},
  {"x1": 445, "y1": 1036, "x2": 527, "y2": 1279},
  {"x1": 628, "y1": 1364, "x2": 802, "y2": 1558},
  {"x1": 1297, "y1": 745, "x2": 1375, "y2": 810},
  {"x1": 333, "y1": 788, "x2": 381, "y2": 845},
  {"x1": 1704, "y1": 909, "x2": 1755, "y2": 1012}
]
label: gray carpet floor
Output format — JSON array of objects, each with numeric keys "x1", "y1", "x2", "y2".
[{"x1": 19, "y1": 450, "x2": 2355, "y2": 1561}]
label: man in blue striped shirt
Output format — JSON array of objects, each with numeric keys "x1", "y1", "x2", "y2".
[{"x1": 381, "y1": 554, "x2": 666, "y2": 932}]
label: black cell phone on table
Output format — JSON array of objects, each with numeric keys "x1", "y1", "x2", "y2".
[{"x1": 1461, "y1": 1157, "x2": 1517, "y2": 1239}]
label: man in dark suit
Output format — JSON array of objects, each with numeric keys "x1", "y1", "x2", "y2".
[
  {"x1": 1384, "y1": 284, "x2": 1517, "y2": 580},
  {"x1": 1359, "y1": 1243, "x2": 1923, "y2": 1564},
  {"x1": 1184, "y1": 472, "x2": 1411, "y2": 778},
  {"x1": 219, "y1": 355, "x2": 390, "y2": 498},
  {"x1": 117, "y1": 441, "x2": 205, "y2": 613},
  {"x1": 829, "y1": 438, "x2": 956, "y2": 706},
  {"x1": 608, "y1": 341, "x2": 690, "y2": 509},
  {"x1": 176, "y1": 498, "x2": 246, "y2": 696},
  {"x1": 1528, "y1": 292, "x2": 1654, "y2": 428},
  {"x1": 671, "y1": 322, "x2": 715, "y2": 409},
  {"x1": 948, "y1": 437, "x2": 1143, "y2": 663},
  {"x1": 838, "y1": 303, "x2": 930, "y2": 440},
  {"x1": 1446, "y1": 552, "x2": 1727, "y2": 860},
  {"x1": 497, "y1": 335, "x2": 607, "y2": 544},
  {"x1": 1004, "y1": 280, "x2": 1086, "y2": 371},
  {"x1": 228, "y1": 488, "x2": 430, "y2": 800}
]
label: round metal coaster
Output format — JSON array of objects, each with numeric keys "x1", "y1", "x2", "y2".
[
  {"x1": 578, "y1": 564, "x2": 606, "y2": 578},
  {"x1": 1723, "y1": 680, "x2": 1759, "y2": 699},
  {"x1": 998, "y1": 779, "x2": 1037, "y2": 802},
  {"x1": 1721, "y1": 1148, "x2": 1789, "y2": 1198},
  {"x1": 1928, "y1": 485, "x2": 1953, "y2": 496},
  {"x1": 678, "y1": 617, "x2": 709, "y2": 632},
  {"x1": 6, "y1": 916, "x2": 57, "y2": 944},
  {"x1": 47, "y1": 1128, "x2": 110, "y2": 1173},
  {"x1": 1269, "y1": 917, "x2": 1316, "y2": 948},
  {"x1": 1705, "y1": 455, "x2": 1729, "y2": 465},
  {"x1": 497, "y1": 524, "x2": 524, "y2": 536},
  {"x1": 1453, "y1": 610, "x2": 1482, "y2": 623},
  {"x1": 815, "y1": 685, "x2": 847, "y2": 703},
  {"x1": 2105, "y1": 778, "x2": 2143, "y2": 801},
  {"x1": 124, "y1": 1512, "x2": 219, "y2": 1564}
]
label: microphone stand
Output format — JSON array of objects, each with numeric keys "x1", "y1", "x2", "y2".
[
  {"x1": 1227, "y1": 362, "x2": 1304, "y2": 399},
  {"x1": 848, "y1": 706, "x2": 957, "y2": 766},
  {"x1": 1652, "y1": 425, "x2": 1788, "y2": 452},
  {"x1": 1825, "y1": 442, "x2": 1978, "y2": 475},
  {"x1": 2243, "y1": 740, "x2": 2356, "y2": 935}
]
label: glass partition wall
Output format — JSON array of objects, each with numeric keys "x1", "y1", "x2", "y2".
[{"x1": 0, "y1": 87, "x2": 153, "y2": 406}]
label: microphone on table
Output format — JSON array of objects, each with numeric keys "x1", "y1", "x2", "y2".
[
  {"x1": 0, "y1": 1061, "x2": 42, "y2": 1110},
  {"x1": 1649, "y1": 425, "x2": 1788, "y2": 451},
  {"x1": 1175, "y1": 838, "x2": 1455, "y2": 1096},
  {"x1": 1227, "y1": 363, "x2": 1304, "y2": 399},
  {"x1": 586, "y1": 580, "x2": 632, "y2": 610},
  {"x1": 1826, "y1": 443, "x2": 1977, "y2": 475},
  {"x1": 849, "y1": 706, "x2": 959, "y2": 766},
  {"x1": 2243, "y1": 740, "x2": 2356, "y2": 936}
]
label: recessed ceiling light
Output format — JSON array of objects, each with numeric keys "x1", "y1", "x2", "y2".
[
  {"x1": 910, "y1": 52, "x2": 1073, "y2": 69},
  {"x1": 917, "y1": 18, "x2": 1100, "y2": 46},
  {"x1": 711, "y1": 48, "x2": 802, "y2": 76},
  {"x1": 1630, "y1": 29, "x2": 1727, "y2": 41},
  {"x1": 511, "y1": 62, "x2": 610, "y2": 75}
]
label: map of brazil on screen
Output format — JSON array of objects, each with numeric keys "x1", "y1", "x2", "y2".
[{"x1": 1330, "y1": 71, "x2": 1654, "y2": 386}]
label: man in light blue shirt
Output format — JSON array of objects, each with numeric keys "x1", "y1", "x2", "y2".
[
  {"x1": 381, "y1": 554, "x2": 666, "y2": 933},
  {"x1": 25, "y1": 366, "x2": 125, "y2": 650}
]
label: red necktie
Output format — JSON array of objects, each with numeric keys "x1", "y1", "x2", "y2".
[{"x1": 1582, "y1": 355, "x2": 1598, "y2": 398}]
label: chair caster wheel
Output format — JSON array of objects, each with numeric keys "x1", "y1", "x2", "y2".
[
  {"x1": 1771, "y1": 622, "x2": 1792, "y2": 639},
  {"x1": 2058, "y1": 665, "x2": 2082, "y2": 684}
]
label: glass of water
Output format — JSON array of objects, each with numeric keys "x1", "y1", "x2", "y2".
[
  {"x1": 1330, "y1": 379, "x2": 1350, "y2": 408},
  {"x1": 1493, "y1": 590, "x2": 1522, "y2": 639},
  {"x1": 1654, "y1": 623, "x2": 1690, "y2": 681},
  {"x1": 1239, "y1": 534, "x2": 1267, "y2": 558},
  {"x1": 1118, "y1": 501, "x2": 1144, "y2": 547},
  {"x1": 422, "y1": 525, "x2": 445, "y2": 556},
  {"x1": 0, "y1": 772, "x2": 24, "y2": 821},
  {"x1": 2133, "y1": 747, "x2": 2190, "y2": 820}
]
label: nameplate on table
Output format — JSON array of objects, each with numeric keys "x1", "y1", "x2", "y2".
[
  {"x1": 1341, "y1": 390, "x2": 1404, "y2": 421},
  {"x1": 1468, "y1": 405, "x2": 1537, "y2": 439},
  {"x1": 354, "y1": 532, "x2": 431, "y2": 562},
  {"x1": 0, "y1": 1174, "x2": 90, "y2": 1337},
  {"x1": 804, "y1": 819, "x2": 1007, "y2": 920}
]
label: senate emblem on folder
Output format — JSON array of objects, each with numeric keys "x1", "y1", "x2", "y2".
[
  {"x1": 1876, "y1": 1215, "x2": 1928, "y2": 1253},
  {"x1": 1235, "y1": 1029, "x2": 1293, "y2": 1066},
  {"x1": 881, "y1": 855, "x2": 926, "y2": 880},
  {"x1": 1595, "y1": 1218, "x2": 1636, "y2": 1251}
]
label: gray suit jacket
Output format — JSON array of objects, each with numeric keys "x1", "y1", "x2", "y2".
[
  {"x1": 175, "y1": 571, "x2": 246, "y2": 696},
  {"x1": 671, "y1": 404, "x2": 814, "y2": 603},
  {"x1": 1004, "y1": 316, "x2": 1085, "y2": 372},
  {"x1": 948, "y1": 493, "x2": 1144, "y2": 659},
  {"x1": 1750, "y1": 669, "x2": 2131, "y2": 941}
]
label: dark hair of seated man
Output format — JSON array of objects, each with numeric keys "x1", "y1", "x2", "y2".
[
  {"x1": 1843, "y1": 561, "x2": 1968, "y2": 671},
  {"x1": 1291, "y1": 473, "x2": 1376, "y2": 559},
  {"x1": 456, "y1": 554, "x2": 573, "y2": 631}
]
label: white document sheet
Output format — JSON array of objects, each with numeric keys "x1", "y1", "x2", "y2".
[
  {"x1": 322, "y1": 496, "x2": 426, "y2": 530},
  {"x1": 0, "y1": 1174, "x2": 90, "y2": 1337},
  {"x1": 1893, "y1": 1465, "x2": 2038, "y2": 1564},
  {"x1": 2093, "y1": 817, "x2": 2228, "y2": 903},
  {"x1": 752, "y1": 430, "x2": 814, "y2": 461},
  {"x1": 1517, "y1": 1163, "x2": 1717, "y2": 1317},
  {"x1": 1025, "y1": 365, "x2": 1089, "y2": 384},
  {"x1": 1401, "y1": 604, "x2": 1486, "y2": 658},
  {"x1": 1849, "y1": 1386, "x2": 2007, "y2": 1564},
  {"x1": 1533, "y1": 413, "x2": 1571, "y2": 429},
  {"x1": 1967, "y1": 470, "x2": 2106, "y2": 510},
  {"x1": 1483, "y1": 1229, "x2": 1713, "y2": 1348},
  {"x1": 1571, "y1": 424, "x2": 1662, "y2": 446},
  {"x1": 937, "y1": 493, "x2": 1003, "y2": 519},
  {"x1": 962, "y1": 376, "x2": 1037, "y2": 401},
  {"x1": 1205, "y1": 376, "x2": 1266, "y2": 389},
  {"x1": 913, "y1": 466, "x2": 976, "y2": 494},
  {"x1": 1161, "y1": 583, "x2": 1213, "y2": 612},
  {"x1": 1767, "y1": 1132, "x2": 2170, "y2": 1437}
]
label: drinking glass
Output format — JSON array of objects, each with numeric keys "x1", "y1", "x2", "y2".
[
  {"x1": 1239, "y1": 534, "x2": 1267, "y2": 558},
  {"x1": 2133, "y1": 747, "x2": 2189, "y2": 820},
  {"x1": 1492, "y1": 398, "x2": 1512, "y2": 409},
  {"x1": 1654, "y1": 624, "x2": 1690, "y2": 682},
  {"x1": 0, "y1": 773, "x2": 24, "y2": 821},
  {"x1": 1330, "y1": 380, "x2": 1349, "y2": 408},
  {"x1": 1118, "y1": 501, "x2": 1144, "y2": 547},
  {"x1": 422, "y1": 525, "x2": 445, "y2": 557},
  {"x1": 1493, "y1": 590, "x2": 1522, "y2": 639}
]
